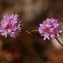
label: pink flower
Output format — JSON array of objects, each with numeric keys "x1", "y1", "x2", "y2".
[
  {"x1": 0, "y1": 14, "x2": 21, "y2": 38},
  {"x1": 38, "y1": 18, "x2": 62, "y2": 40}
]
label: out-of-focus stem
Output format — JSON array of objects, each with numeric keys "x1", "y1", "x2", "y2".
[
  {"x1": 32, "y1": 30, "x2": 38, "y2": 32},
  {"x1": 55, "y1": 37, "x2": 63, "y2": 47},
  {"x1": 25, "y1": 40, "x2": 45, "y2": 63},
  {"x1": 25, "y1": 30, "x2": 45, "y2": 63}
]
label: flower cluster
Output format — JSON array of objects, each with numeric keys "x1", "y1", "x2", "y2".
[
  {"x1": 0, "y1": 14, "x2": 62, "y2": 40},
  {"x1": 38, "y1": 18, "x2": 62, "y2": 40},
  {"x1": 0, "y1": 14, "x2": 21, "y2": 38}
]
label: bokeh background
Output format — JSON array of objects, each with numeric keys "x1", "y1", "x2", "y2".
[{"x1": 0, "y1": 0, "x2": 63, "y2": 63}]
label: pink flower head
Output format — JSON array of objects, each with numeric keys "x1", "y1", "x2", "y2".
[
  {"x1": 38, "y1": 18, "x2": 62, "y2": 40},
  {"x1": 0, "y1": 14, "x2": 21, "y2": 38}
]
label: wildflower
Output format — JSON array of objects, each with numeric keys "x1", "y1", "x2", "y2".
[
  {"x1": 0, "y1": 14, "x2": 21, "y2": 38},
  {"x1": 38, "y1": 18, "x2": 62, "y2": 40}
]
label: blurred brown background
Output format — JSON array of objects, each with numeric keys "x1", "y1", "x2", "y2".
[{"x1": 0, "y1": 0, "x2": 63, "y2": 63}]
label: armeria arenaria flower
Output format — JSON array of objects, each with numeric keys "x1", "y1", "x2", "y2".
[
  {"x1": 0, "y1": 14, "x2": 21, "y2": 38},
  {"x1": 38, "y1": 18, "x2": 62, "y2": 40}
]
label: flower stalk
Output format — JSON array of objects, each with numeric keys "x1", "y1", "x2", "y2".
[
  {"x1": 55, "y1": 37, "x2": 63, "y2": 47},
  {"x1": 25, "y1": 31, "x2": 45, "y2": 63},
  {"x1": 24, "y1": 40, "x2": 45, "y2": 63}
]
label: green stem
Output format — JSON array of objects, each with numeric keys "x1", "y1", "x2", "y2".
[
  {"x1": 55, "y1": 37, "x2": 63, "y2": 47},
  {"x1": 24, "y1": 31, "x2": 45, "y2": 63},
  {"x1": 24, "y1": 40, "x2": 45, "y2": 63}
]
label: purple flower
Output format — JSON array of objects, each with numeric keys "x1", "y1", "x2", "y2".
[
  {"x1": 38, "y1": 18, "x2": 62, "y2": 40},
  {"x1": 0, "y1": 14, "x2": 21, "y2": 38}
]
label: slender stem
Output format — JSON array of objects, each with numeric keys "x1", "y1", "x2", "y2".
[
  {"x1": 25, "y1": 31, "x2": 32, "y2": 36},
  {"x1": 25, "y1": 30, "x2": 45, "y2": 63},
  {"x1": 32, "y1": 30, "x2": 38, "y2": 32},
  {"x1": 24, "y1": 40, "x2": 45, "y2": 63},
  {"x1": 55, "y1": 37, "x2": 63, "y2": 47},
  {"x1": 32, "y1": 30, "x2": 63, "y2": 47}
]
